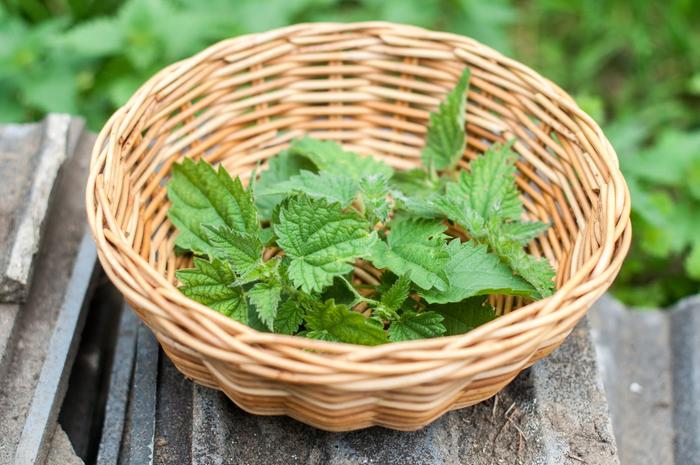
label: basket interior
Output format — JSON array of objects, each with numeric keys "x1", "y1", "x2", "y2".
[{"x1": 109, "y1": 25, "x2": 613, "y2": 320}]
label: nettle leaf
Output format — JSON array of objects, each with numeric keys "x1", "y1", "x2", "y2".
[
  {"x1": 259, "y1": 227, "x2": 276, "y2": 246},
  {"x1": 388, "y1": 311, "x2": 445, "y2": 342},
  {"x1": 255, "y1": 149, "x2": 317, "y2": 220},
  {"x1": 359, "y1": 174, "x2": 392, "y2": 224},
  {"x1": 257, "y1": 170, "x2": 358, "y2": 207},
  {"x1": 392, "y1": 189, "x2": 445, "y2": 219},
  {"x1": 290, "y1": 137, "x2": 393, "y2": 180},
  {"x1": 204, "y1": 224, "x2": 263, "y2": 274},
  {"x1": 429, "y1": 144, "x2": 556, "y2": 297},
  {"x1": 370, "y1": 219, "x2": 450, "y2": 291},
  {"x1": 501, "y1": 221, "x2": 550, "y2": 245},
  {"x1": 459, "y1": 142, "x2": 522, "y2": 220},
  {"x1": 176, "y1": 258, "x2": 247, "y2": 323},
  {"x1": 488, "y1": 229, "x2": 556, "y2": 297},
  {"x1": 273, "y1": 300, "x2": 305, "y2": 335},
  {"x1": 273, "y1": 194, "x2": 376, "y2": 293},
  {"x1": 322, "y1": 278, "x2": 357, "y2": 306},
  {"x1": 248, "y1": 281, "x2": 282, "y2": 331},
  {"x1": 429, "y1": 297, "x2": 496, "y2": 336},
  {"x1": 238, "y1": 257, "x2": 281, "y2": 286},
  {"x1": 421, "y1": 68, "x2": 470, "y2": 172},
  {"x1": 390, "y1": 169, "x2": 445, "y2": 199},
  {"x1": 380, "y1": 274, "x2": 412, "y2": 313},
  {"x1": 304, "y1": 300, "x2": 388, "y2": 345},
  {"x1": 433, "y1": 183, "x2": 488, "y2": 238},
  {"x1": 420, "y1": 239, "x2": 536, "y2": 304},
  {"x1": 168, "y1": 158, "x2": 259, "y2": 256}
]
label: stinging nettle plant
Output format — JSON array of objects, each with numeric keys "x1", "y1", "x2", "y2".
[{"x1": 167, "y1": 68, "x2": 556, "y2": 345}]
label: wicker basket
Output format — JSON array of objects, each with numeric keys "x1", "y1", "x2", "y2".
[{"x1": 86, "y1": 22, "x2": 631, "y2": 431}]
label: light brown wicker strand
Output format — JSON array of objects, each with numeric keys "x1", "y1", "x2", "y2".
[{"x1": 86, "y1": 22, "x2": 631, "y2": 431}]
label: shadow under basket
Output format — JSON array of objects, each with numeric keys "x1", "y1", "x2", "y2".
[{"x1": 86, "y1": 22, "x2": 631, "y2": 432}]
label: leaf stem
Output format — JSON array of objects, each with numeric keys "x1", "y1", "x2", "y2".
[{"x1": 339, "y1": 276, "x2": 380, "y2": 307}]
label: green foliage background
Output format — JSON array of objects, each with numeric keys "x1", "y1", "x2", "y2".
[{"x1": 2, "y1": 0, "x2": 699, "y2": 307}]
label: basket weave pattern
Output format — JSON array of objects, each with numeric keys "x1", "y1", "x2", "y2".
[{"x1": 86, "y1": 22, "x2": 631, "y2": 431}]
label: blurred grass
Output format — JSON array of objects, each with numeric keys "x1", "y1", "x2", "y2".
[{"x1": 1, "y1": 0, "x2": 698, "y2": 306}]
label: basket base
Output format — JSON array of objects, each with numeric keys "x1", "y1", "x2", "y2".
[{"x1": 155, "y1": 329, "x2": 564, "y2": 431}]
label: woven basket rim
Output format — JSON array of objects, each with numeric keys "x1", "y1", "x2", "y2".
[{"x1": 86, "y1": 21, "x2": 631, "y2": 360}]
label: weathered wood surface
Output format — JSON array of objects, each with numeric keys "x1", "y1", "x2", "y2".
[{"x1": 0, "y1": 115, "x2": 96, "y2": 465}]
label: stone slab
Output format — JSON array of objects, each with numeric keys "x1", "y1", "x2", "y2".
[
  {"x1": 187, "y1": 319, "x2": 617, "y2": 465},
  {"x1": 0, "y1": 114, "x2": 72, "y2": 303},
  {"x1": 154, "y1": 355, "x2": 193, "y2": 465},
  {"x1": 0, "y1": 118, "x2": 95, "y2": 464},
  {"x1": 530, "y1": 318, "x2": 618, "y2": 464},
  {"x1": 589, "y1": 295, "x2": 675, "y2": 465},
  {"x1": 590, "y1": 294, "x2": 700, "y2": 465},
  {"x1": 88, "y1": 313, "x2": 617, "y2": 465},
  {"x1": 669, "y1": 297, "x2": 700, "y2": 465}
]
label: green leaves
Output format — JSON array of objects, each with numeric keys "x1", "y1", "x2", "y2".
[
  {"x1": 58, "y1": 18, "x2": 124, "y2": 57},
  {"x1": 501, "y1": 221, "x2": 550, "y2": 245},
  {"x1": 258, "y1": 170, "x2": 358, "y2": 207},
  {"x1": 430, "y1": 143, "x2": 556, "y2": 297},
  {"x1": 433, "y1": 184, "x2": 487, "y2": 238},
  {"x1": 289, "y1": 137, "x2": 393, "y2": 180},
  {"x1": 274, "y1": 195, "x2": 376, "y2": 293},
  {"x1": 273, "y1": 300, "x2": 304, "y2": 335},
  {"x1": 429, "y1": 297, "x2": 496, "y2": 336},
  {"x1": 304, "y1": 300, "x2": 388, "y2": 345},
  {"x1": 380, "y1": 274, "x2": 412, "y2": 314},
  {"x1": 359, "y1": 174, "x2": 392, "y2": 225},
  {"x1": 487, "y1": 227, "x2": 556, "y2": 297},
  {"x1": 176, "y1": 258, "x2": 247, "y2": 322},
  {"x1": 204, "y1": 225, "x2": 263, "y2": 276},
  {"x1": 168, "y1": 66, "x2": 558, "y2": 345},
  {"x1": 388, "y1": 311, "x2": 445, "y2": 342},
  {"x1": 168, "y1": 158, "x2": 259, "y2": 256},
  {"x1": 459, "y1": 142, "x2": 522, "y2": 220},
  {"x1": 370, "y1": 219, "x2": 450, "y2": 291},
  {"x1": 255, "y1": 150, "x2": 316, "y2": 219},
  {"x1": 614, "y1": 129, "x2": 700, "y2": 305},
  {"x1": 421, "y1": 68, "x2": 470, "y2": 172},
  {"x1": 419, "y1": 240, "x2": 536, "y2": 304},
  {"x1": 248, "y1": 282, "x2": 282, "y2": 330}
]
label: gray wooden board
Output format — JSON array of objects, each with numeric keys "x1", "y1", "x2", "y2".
[
  {"x1": 13, "y1": 234, "x2": 98, "y2": 465},
  {"x1": 0, "y1": 116, "x2": 95, "y2": 465},
  {"x1": 120, "y1": 324, "x2": 159, "y2": 465},
  {"x1": 96, "y1": 306, "x2": 139, "y2": 465},
  {"x1": 0, "y1": 114, "x2": 72, "y2": 302}
]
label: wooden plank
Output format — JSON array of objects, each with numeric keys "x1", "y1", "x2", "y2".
[
  {"x1": 13, "y1": 234, "x2": 98, "y2": 465},
  {"x1": 0, "y1": 114, "x2": 72, "y2": 302},
  {"x1": 96, "y1": 305, "x2": 139, "y2": 465},
  {"x1": 122, "y1": 324, "x2": 159, "y2": 465}
]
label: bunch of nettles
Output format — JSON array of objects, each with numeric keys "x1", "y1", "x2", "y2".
[{"x1": 167, "y1": 69, "x2": 555, "y2": 345}]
